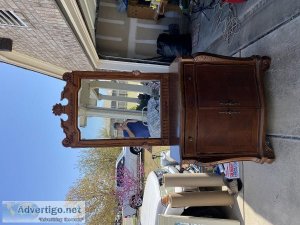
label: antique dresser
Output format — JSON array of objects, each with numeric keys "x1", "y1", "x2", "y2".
[
  {"x1": 53, "y1": 53, "x2": 274, "y2": 164},
  {"x1": 168, "y1": 53, "x2": 274, "y2": 164}
]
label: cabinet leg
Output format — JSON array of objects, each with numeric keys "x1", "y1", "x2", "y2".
[
  {"x1": 261, "y1": 137, "x2": 275, "y2": 164},
  {"x1": 261, "y1": 56, "x2": 271, "y2": 72}
]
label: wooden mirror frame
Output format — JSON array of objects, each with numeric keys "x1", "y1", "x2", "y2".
[{"x1": 53, "y1": 70, "x2": 170, "y2": 148}]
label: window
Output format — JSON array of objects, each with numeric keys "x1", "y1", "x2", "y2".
[{"x1": 0, "y1": 10, "x2": 26, "y2": 27}]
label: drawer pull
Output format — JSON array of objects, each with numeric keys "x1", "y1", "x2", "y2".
[
  {"x1": 188, "y1": 136, "x2": 193, "y2": 142},
  {"x1": 219, "y1": 110, "x2": 240, "y2": 115},
  {"x1": 187, "y1": 76, "x2": 192, "y2": 81},
  {"x1": 219, "y1": 99, "x2": 240, "y2": 106}
]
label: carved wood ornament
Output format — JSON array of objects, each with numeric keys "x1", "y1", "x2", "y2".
[{"x1": 52, "y1": 72, "x2": 79, "y2": 147}]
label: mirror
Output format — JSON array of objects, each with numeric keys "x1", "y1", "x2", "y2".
[
  {"x1": 78, "y1": 79, "x2": 161, "y2": 140},
  {"x1": 53, "y1": 71, "x2": 170, "y2": 148}
]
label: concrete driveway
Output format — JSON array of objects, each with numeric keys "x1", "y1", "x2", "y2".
[{"x1": 191, "y1": 1, "x2": 300, "y2": 224}]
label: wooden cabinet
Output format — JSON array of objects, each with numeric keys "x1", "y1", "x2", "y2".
[
  {"x1": 54, "y1": 52, "x2": 274, "y2": 165},
  {"x1": 169, "y1": 53, "x2": 275, "y2": 164}
]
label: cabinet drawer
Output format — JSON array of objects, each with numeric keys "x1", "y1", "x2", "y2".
[
  {"x1": 197, "y1": 108, "x2": 260, "y2": 154},
  {"x1": 195, "y1": 65, "x2": 260, "y2": 107}
]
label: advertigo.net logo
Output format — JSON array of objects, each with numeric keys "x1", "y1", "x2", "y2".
[{"x1": 2, "y1": 201, "x2": 85, "y2": 223}]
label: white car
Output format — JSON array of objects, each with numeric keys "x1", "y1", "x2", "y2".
[{"x1": 115, "y1": 147, "x2": 143, "y2": 218}]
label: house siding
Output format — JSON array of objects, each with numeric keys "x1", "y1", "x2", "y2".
[{"x1": 0, "y1": 0, "x2": 93, "y2": 71}]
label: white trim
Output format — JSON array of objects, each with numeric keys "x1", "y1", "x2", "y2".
[
  {"x1": 96, "y1": 35, "x2": 122, "y2": 42},
  {"x1": 0, "y1": 50, "x2": 67, "y2": 78},
  {"x1": 77, "y1": 0, "x2": 97, "y2": 44},
  {"x1": 135, "y1": 40, "x2": 157, "y2": 45},
  {"x1": 128, "y1": 18, "x2": 138, "y2": 58},
  {"x1": 98, "y1": 18, "x2": 125, "y2": 25},
  {"x1": 92, "y1": 0, "x2": 97, "y2": 8},
  {"x1": 99, "y1": 2, "x2": 117, "y2": 8},
  {"x1": 98, "y1": 59, "x2": 169, "y2": 73},
  {"x1": 137, "y1": 23, "x2": 168, "y2": 30},
  {"x1": 56, "y1": 0, "x2": 100, "y2": 69}
]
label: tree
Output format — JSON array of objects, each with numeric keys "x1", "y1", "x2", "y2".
[
  {"x1": 115, "y1": 163, "x2": 144, "y2": 206},
  {"x1": 66, "y1": 147, "x2": 122, "y2": 225},
  {"x1": 99, "y1": 127, "x2": 110, "y2": 139}
]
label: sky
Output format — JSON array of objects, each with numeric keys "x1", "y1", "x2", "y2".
[{"x1": 0, "y1": 62, "x2": 83, "y2": 224}]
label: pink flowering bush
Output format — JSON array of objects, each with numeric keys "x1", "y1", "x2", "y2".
[{"x1": 115, "y1": 163, "x2": 144, "y2": 205}]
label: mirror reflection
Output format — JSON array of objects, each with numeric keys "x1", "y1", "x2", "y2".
[{"x1": 78, "y1": 79, "x2": 161, "y2": 140}]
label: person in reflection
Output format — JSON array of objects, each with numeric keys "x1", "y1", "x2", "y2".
[
  {"x1": 113, "y1": 119, "x2": 150, "y2": 138},
  {"x1": 113, "y1": 120, "x2": 152, "y2": 153}
]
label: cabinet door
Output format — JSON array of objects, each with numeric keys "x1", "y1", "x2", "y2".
[
  {"x1": 195, "y1": 65, "x2": 260, "y2": 107},
  {"x1": 183, "y1": 64, "x2": 197, "y2": 156},
  {"x1": 196, "y1": 108, "x2": 260, "y2": 154}
]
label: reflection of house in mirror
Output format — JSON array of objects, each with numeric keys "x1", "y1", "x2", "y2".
[
  {"x1": 78, "y1": 79, "x2": 154, "y2": 139},
  {"x1": 109, "y1": 81, "x2": 150, "y2": 138}
]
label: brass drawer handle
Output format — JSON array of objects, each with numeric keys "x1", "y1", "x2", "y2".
[
  {"x1": 219, "y1": 110, "x2": 240, "y2": 115},
  {"x1": 219, "y1": 99, "x2": 240, "y2": 106}
]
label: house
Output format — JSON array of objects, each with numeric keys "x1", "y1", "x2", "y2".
[{"x1": 0, "y1": 0, "x2": 186, "y2": 78}]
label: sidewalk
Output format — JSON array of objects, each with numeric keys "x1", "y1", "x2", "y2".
[
  {"x1": 191, "y1": 1, "x2": 300, "y2": 224},
  {"x1": 191, "y1": 0, "x2": 300, "y2": 55},
  {"x1": 231, "y1": 15, "x2": 300, "y2": 225}
]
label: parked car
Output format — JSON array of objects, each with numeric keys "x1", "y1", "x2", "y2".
[
  {"x1": 115, "y1": 147, "x2": 143, "y2": 218},
  {"x1": 129, "y1": 146, "x2": 143, "y2": 155}
]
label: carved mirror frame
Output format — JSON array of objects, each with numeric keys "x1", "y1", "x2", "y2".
[{"x1": 53, "y1": 71, "x2": 170, "y2": 148}]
